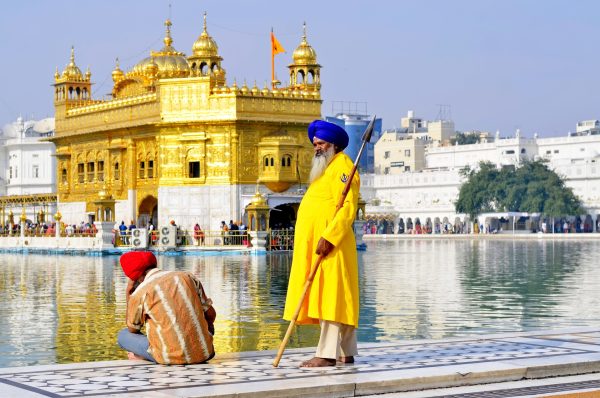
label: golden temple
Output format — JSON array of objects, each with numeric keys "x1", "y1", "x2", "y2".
[{"x1": 50, "y1": 14, "x2": 322, "y2": 229}]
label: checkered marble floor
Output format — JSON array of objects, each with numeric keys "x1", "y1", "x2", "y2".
[{"x1": 2, "y1": 329, "x2": 600, "y2": 398}]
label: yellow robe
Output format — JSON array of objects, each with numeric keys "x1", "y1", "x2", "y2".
[{"x1": 283, "y1": 152, "x2": 360, "y2": 327}]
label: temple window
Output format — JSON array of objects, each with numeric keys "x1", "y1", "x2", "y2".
[
  {"x1": 148, "y1": 160, "x2": 154, "y2": 179},
  {"x1": 33, "y1": 165, "x2": 39, "y2": 178},
  {"x1": 114, "y1": 162, "x2": 120, "y2": 180},
  {"x1": 87, "y1": 162, "x2": 95, "y2": 182},
  {"x1": 61, "y1": 168, "x2": 67, "y2": 184},
  {"x1": 97, "y1": 161, "x2": 104, "y2": 182},
  {"x1": 139, "y1": 161, "x2": 145, "y2": 179},
  {"x1": 281, "y1": 156, "x2": 292, "y2": 167},
  {"x1": 9, "y1": 167, "x2": 12, "y2": 180},
  {"x1": 188, "y1": 161, "x2": 200, "y2": 178},
  {"x1": 77, "y1": 163, "x2": 84, "y2": 183}
]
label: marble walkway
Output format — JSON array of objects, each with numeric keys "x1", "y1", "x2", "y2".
[{"x1": 2, "y1": 328, "x2": 600, "y2": 398}]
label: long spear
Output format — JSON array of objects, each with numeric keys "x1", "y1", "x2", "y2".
[{"x1": 273, "y1": 116, "x2": 376, "y2": 367}]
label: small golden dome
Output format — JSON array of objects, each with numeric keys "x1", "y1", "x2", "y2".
[
  {"x1": 112, "y1": 58, "x2": 124, "y2": 82},
  {"x1": 144, "y1": 56, "x2": 159, "y2": 77},
  {"x1": 251, "y1": 81, "x2": 259, "y2": 95},
  {"x1": 261, "y1": 82, "x2": 270, "y2": 96},
  {"x1": 62, "y1": 46, "x2": 84, "y2": 81},
  {"x1": 250, "y1": 190, "x2": 268, "y2": 206},
  {"x1": 214, "y1": 67, "x2": 225, "y2": 78},
  {"x1": 98, "y1": 187, "x2": 112, "y2": 200},
  {"x1": 130, "y1": 19, "x2": 190, "y2": 79},
  {"x1": 85, "y1": 66, "x2": 91, "y2": 80},
  {"x1": 292, "y1": 23, "x2": 317, "y2": 64},
  {"x1": 192, "y1": 12, "x2": 219, "y2": 57},
  {"x1": 241, "y1": 80, "x2": 249, "y2": 94}
]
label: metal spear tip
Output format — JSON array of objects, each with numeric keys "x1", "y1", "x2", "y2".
[{"x1": 361, "y1": 115, "x2": 376, "y2": 143}]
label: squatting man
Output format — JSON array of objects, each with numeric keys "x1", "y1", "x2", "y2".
[{"x1": 117, "y1": 251, "x2": 216, "y2": 364}]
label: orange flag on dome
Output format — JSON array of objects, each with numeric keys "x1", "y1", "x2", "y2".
[{"x1": 271, "y1": 29, "x2": 285, "y2": 56}]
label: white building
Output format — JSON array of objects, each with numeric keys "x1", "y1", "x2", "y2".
[
  {"x1": 375, "y1": 110, "x2": 455, "y2": 174},
  {"x1": 0, "y1": 117, "x2": 57, "y2": 224},
  {"x1": 374, "y1": 132, "x2": 427, "y2": 174},
  {"x1": 365, "y1": 121, "x2": 600, "y2": 232}
]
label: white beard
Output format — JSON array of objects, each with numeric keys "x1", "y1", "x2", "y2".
[{"x1": 309, "y1": 145, "x2": 336, "y2": 183}]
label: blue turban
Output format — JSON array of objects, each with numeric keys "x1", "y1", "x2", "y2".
[{"x1": 308, "y1": 120, "x2": 349, "y2": 150}]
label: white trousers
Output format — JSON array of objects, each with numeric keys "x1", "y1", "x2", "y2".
[{"x1": 315, "y1": 320, "x2": 358, "y2": 360}]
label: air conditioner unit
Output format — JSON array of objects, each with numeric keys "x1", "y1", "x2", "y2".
[
  {"x1": 159, "y1": 225, "x2": 177, "y2": 249},
  {"x1": 131, "y1": 228, "x2": 148, "y2": 249}
]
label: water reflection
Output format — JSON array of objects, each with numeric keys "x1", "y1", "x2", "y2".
[{"x1": 1, "y1": 239, "x2": 600, "y2": 367}]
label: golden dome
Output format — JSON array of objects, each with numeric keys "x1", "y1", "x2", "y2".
[
  {"x1": 97, "y1": 185, "x2": 113, "y2": 200},
  {"x1": 251, "y1": 81, "x2": 259, "y2": 95},
  {"x1": 192, "y1": 12, "x2": 219, "y2": 57},
  {"x1": 111, "y1": 58, "x2": 124, "y2": 82},
  {"x1": 249, "y1": 186, "x2": 268, "y2": 207},
  {"x1": 130, "y1": 19, "x2": 190, "y2": 79},
  {"x1": 292, "y1": 23, "x2": 317, "y2": 64},
  {"x1": 61, "y1": 46, "x2": 84, "y2": 81},
  {"x1": 144, "y1": 56, "x2": 159, "y2": 77}
]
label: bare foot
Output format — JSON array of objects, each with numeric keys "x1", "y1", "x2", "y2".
[
  {"x1": 338, "y1": 356, "x2": 354, "y2": 363},
  {"x1": 127, "y1": 352, "x2": 145, "y2": 361},
  {"x1": 300, "y1": 357, "x2": 336, "y2": 367}
]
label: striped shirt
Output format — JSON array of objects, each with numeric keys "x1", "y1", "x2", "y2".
[{"x1": 127, "y1": 268, "x2": 214, "y2": 365}]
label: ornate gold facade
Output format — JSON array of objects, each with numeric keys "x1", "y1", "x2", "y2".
[{"x1": 51, "y1": 15, "x2": 321, "y2": 223}]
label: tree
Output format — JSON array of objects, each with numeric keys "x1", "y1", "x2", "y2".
[
  {"x1": 455, "y1": 160, "x2": 582, "y2": 219},
  {"x1": 450, "y1": 132, "x2": 480, "y2": 145}
]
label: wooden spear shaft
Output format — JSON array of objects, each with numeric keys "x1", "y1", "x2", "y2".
[{"x1": 273, "y1": 116, "x2": 376, "y2": 367}]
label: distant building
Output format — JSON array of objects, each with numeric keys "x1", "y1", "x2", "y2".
[
  {"x1": 576, "y1": 120, "x2": 600, "y2": 135},
  {"x1": 326, "y1": 102, "x2": 382, "y2": 173},
  {"x1": 365, "y1": 119, "x2": 600, "y2": 232},
  {"x1": 0, "y1": 117, "x2": 57, "y2": 224},
  {"x1": 373, "y1": 110, "x2": 455, "y2": 174},
  {"x1": 374, "y1": 131, "x2": 426, "y2": 174}
]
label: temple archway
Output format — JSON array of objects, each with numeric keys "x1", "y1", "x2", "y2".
[
  {"x1": 269, "y1": 203, "x2": 298, "y2": 229},
  {"x1": 138, "y1": 195, "x2": 158, "y2": 228}
]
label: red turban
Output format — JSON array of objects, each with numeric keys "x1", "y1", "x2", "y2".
[{"x1": 120, "y1": 251, "x2": 157, "y2": 281}]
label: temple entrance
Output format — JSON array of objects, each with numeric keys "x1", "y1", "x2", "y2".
[
  {"x1": 138, "y1": 195, "x2": 158, "y2": 228},
  {"x1": 269, "y1": 203, "x2": 298, "y2": 229}
]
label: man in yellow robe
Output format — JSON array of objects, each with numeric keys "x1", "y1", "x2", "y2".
[{"x1": 283, "y1": 120, "x2": 360, "y2": 367}]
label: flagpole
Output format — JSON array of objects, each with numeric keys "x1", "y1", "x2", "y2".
[{"x1": 271, "y1": 28, "x2": 275, "y2": 89}]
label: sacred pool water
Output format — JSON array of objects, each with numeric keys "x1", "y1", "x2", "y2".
[{"x1": 1, "y1": 239, "x2": 599, "y2": 368}]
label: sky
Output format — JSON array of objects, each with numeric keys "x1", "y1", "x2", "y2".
[{"x1": 1, "y1": 0, "x2": 599, "y2": 137}]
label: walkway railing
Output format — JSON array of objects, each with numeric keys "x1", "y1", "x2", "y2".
[
  {"x1": 115, "y1": 229, "x2": 251, "y2": 248},
  {"x1": 268, "y1": 229, "x2": 294, "y2": 251},
  {"x1": 0, "y1": 226, "x2": 297, "y2": 252}
]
